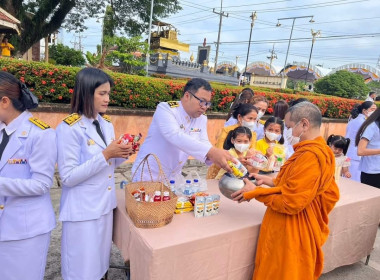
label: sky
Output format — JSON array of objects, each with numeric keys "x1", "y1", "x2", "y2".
[{"x1": 61, "y1": 0, "x2": 380, "y2": 72}]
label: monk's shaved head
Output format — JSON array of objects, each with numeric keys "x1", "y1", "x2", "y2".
[{"x1": 286, "y1": 102, "x2": 322, "y2": 128}]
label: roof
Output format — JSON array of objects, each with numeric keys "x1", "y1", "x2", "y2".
[{"x1": 0, "y1": 8, "x2": 20, "y2": 34}]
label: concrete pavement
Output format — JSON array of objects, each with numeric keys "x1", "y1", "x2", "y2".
[{"x1": 44, "y1": 162, "x2": 380, "y2": 280}]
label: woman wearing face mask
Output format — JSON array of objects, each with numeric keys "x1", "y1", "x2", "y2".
[
  {"x1": 250, "y1": 96, "x2": 269, "y2": 140},
  {"x1": 0, "y1": 71, "x2": 56, "y2": 280},
  {"x1": 255, "y1": 117, "x2": 285, "y2": 174},
  {"x1": 224, "y1": 88, "x2": 254, "y2": 127},
  {"x1": 345, "y1": 101, "x2": 376, "y2": 182},
  {"x1": 207, "y1": 103, "x2": 258, "y2": 179},
  {"x1": 356, "y1": 107, "x2": 380, "y2": 189},
  {"x1": 215, "y1": 126, "x2": 257, "y2": 179}
]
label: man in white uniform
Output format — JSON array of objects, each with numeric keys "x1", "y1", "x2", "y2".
[{"x1": 132, "y1": 78, "x2": 233, "y2": 181}]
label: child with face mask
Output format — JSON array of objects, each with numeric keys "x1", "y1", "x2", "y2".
[
  {"x1": 215, "y1": 126, "x2": 258, "y2": 179},
  {"x1": 255, "y1": 117, "x2": 285, "y2": 174},
  {"x1": 327, "y1": 135, "x2": 351, "y2": 181}
]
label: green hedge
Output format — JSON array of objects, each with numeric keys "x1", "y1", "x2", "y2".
[{"x1": 0, "y1": 58, "x2": 371, "y2": 118}]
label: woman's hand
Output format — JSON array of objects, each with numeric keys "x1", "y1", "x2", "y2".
[
  {"x1": 344, "y1": 171, "x2": 351, "y2": 178},
  {"x1": 102, "y1": 141, "x2": 135, "y2": 160},
  {"x1": 231, "y1": 178, "x2": 257, "y2": 203}
]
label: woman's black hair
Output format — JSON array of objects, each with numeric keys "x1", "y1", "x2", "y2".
[
  {"x1": 223, "y1": 126, "x2": 252, "y2": 150},
  {"x1": 273, "y1": 100, "x2": 289, "y2": 120},
  {"x1": 71, "y1": 68, "x2": 114, "y2": 118},
  {"x1": 327, "y1": 134, "x2": 351, "y2": 155},
  {"x1": 350, "y1": 101, "x2": 374, "y2": 120},
  {"x1": 226, "y1": 88, "x2": 254, "y2": 120},
  {"x1": 355, "y1": 107, "x2": 380, "y2": 146},
  {"x1": 0, "y1": 71, "x2": 38, "y2": 112},
  {"x1": 264, "y1": 117, "x2": 285, "y2": 144},
  {"x1": 231, "y1": 103, "x2": 258, "y2": 120}
]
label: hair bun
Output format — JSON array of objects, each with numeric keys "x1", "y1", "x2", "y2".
[{"x1": 20, "y1": 83, "x2": 38, "y2": 109}]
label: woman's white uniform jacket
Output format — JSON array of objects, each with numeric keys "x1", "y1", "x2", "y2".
[
  {"x1": 0, "y1": 111, "x2": 56, "y2": 241},
  {"x1": 56, "y1": 113, "x2": 125, "y2": 222}
]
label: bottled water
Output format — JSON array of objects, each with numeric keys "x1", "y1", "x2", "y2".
[
  {"x1": 169, "y1": 180, "x2": 176, "y2": 194},
  {"x1": 183, "y1": 180, "x2": 192, "y2": 195},
  {"x1": 193, "y1": 179, "x2": 200, "y2": 193}
]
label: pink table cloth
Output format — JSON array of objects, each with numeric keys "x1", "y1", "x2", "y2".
[{"x1": 113, "y1": 178, "x2": 380, "y2": 280}]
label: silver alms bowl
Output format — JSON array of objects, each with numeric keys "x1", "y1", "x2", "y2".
[{"x1": 218, "y1": 173, "x2": 246, "y2": 200}]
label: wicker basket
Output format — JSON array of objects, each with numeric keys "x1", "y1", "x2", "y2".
[{"x1": 125, "y1": 154, "x2": 178, "y2": 228}]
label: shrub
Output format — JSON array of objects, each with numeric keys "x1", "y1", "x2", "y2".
[{"x1": 0, "y1": 57, "x2": 374, "y2": 119}]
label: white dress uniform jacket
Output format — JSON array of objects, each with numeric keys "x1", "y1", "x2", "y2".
[
  {"x1": 132, "y1": 101, "x2": 212, "y2": 181},
  {"x1": 56, "y1": 114, "x2": 125, "y2": 222},
  {"x1": 0, "y1": 111, "x2": 56, "y2": 241}
]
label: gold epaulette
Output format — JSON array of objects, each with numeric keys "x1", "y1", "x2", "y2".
[
  {"x1": 168, "y1": 101, "x2": 179, "y2": 108},
  {"x1": 29, "y1": 117, "x2": 50, "y2": 130},
  {"x1": 259, "y1": 119, "x2": 265, "y2": 125},
  {"x1": 102, "y1": 114, "x2": 111, "y2": 122},
  {"x1": 63, "y1": 113, "x2": 81, "y2": 126}
]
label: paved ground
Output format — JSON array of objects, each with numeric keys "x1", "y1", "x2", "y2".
[{"x1": 44, "y1": 162, "x2": 380, "y2": 280}]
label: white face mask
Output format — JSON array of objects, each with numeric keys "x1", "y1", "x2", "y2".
[
  {"x1": 257, "y1": 111, "x2": 265, "y2": 120},
  {"x1": 242, "y1": 120, "x2": 257, "y2": 131},
  {"x1": 367, "y1": 111, "x2": 374, "y2": 117},
  {"x1": 265, "y1": 131, "x2": 280, "y2": 142},
  {"x1": 285, "y1": 122, "x2": 303, "y2": 145},
  {"x1": 234, "y1": 143, "x2": 250, "y2": 153}
]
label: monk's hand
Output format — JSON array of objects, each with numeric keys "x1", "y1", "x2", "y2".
[
  {"x1": 231, "y1": 178, "x2": 257, "y2": 203},
  {"x1": 251, "y1": 173, "x2": 275, "y2": 187}
]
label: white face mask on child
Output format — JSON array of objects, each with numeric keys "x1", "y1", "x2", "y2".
[
  {"x1": 234, "y1": 143, "x2": 250, "y2": 153},
  {"x1": 265, "y1": 131, "x2": 280, "y2": 142}
]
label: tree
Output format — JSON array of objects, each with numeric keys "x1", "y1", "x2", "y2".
[
  {"x1": 49, "y1": 43, "x2": 85, "y2": 66},
  {"x1": 0, "y1": 0, "x2": 181, "y2": 54},
  {"x1": 314, "y1": 70, "x2": 370, "y2": 99}
]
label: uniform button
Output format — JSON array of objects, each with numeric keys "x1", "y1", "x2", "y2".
[
  {"x1": 108, "y1": 175, "x2": 112, "y2": 178},
  {"x1": 108, "y1": 186, "x2": 112, "y2": 190},
  {"x1": 0, "y1": 205, "x2": 4, "y2": 210},
  {"x1": 108, "y1": 162, "x2": 112, "y2": 166}
]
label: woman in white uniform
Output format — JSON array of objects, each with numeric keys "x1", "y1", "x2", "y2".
[
  {"x1": 251, "y1": 96, "x2": 268, "y2": 140},
  {"x1": 356, "y1": 107, "x2": 380, "y2": 188},
  {"x1": 345, "y1": 101, "x2": 376, "y2": 182},
  {"x1": 0, "y1": 71, "x2": 56, "y2": 280},
  {"x1": 56, "y1": 68, "x2": 135, "y2": 280}
]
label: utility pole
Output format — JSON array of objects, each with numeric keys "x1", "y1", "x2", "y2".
[
  {"x1": 376, "y1": 55, "x2": 380, "y2": 69},
  {"x1": 305, "y1": 29, "x2": 321, "y2": 84},
  {"x1": 235, "y1": 56, "x2": 239, "y2": 69},
  {"x1": 145, "y1": 0, "x2": 154, "y2": 76},
  {"x1": 213, "y1": 0, "x2": 228, "y2": 73},
  {"x1": 267, "y1": 44, "x2": 277, "y2": 76},
  {"x1": 244, "y1": 11, "x2": 257, "y2": 83}
]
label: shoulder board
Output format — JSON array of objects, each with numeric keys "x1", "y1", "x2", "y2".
[
  {"x1": 259, "y1": 119, "x2": 265, "y2": 125},
  {"x1": 167, "y1": 101, "x2": 179, "y2": 108},
  {"x1": 102, "y1": 114, "x2": 111, "y2": 123},
  {"x1": 29, "y1": 117, "x2": 50, "y2": 130},
  {"x1": 63, "y1": 113, "x2": 81, "y2": 126}
]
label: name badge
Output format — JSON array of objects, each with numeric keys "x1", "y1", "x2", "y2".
[{"x1": 7, "y1": 159, "x2": 28, "y2": 164}]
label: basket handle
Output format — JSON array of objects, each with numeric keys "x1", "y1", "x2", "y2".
[{"x1": 131, "y1": 153, "x2": 169, "y2": 186}]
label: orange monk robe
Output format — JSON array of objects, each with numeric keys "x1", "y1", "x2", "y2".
[{"x1": 243, "y1": 136, "x2": 340, "y2": 280}]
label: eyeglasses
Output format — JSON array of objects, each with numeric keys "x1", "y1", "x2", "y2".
[{"x1": 188, "y1": 91, "x2": 212, "y2": 108}]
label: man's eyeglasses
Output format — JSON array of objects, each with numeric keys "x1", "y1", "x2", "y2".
[{"x1": 188, "y1": 91, "x2": 212, "y2": 108}]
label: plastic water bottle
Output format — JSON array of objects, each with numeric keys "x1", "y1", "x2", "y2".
[
  {"x1": 193, "y1": 179, "x2": 200, "y2": 193},
  {"x1": 169, "y1": 180, "x2": 176, "y2": 194},
  {"x1": 184, "y1": 180, "x2": 192, "y2": 195}
]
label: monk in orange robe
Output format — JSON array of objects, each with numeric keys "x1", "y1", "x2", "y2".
[{"x1": 232, "y1": 102, "x2": 340, "y2": 280}]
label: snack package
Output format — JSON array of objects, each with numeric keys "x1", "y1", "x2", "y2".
[
  {"x1": 175, "y1": 197, "x2": 194, "y2": 214},
  {"x1": 194, "y1": 196, "x2": 205, "y2": 218},
  {"x1": 204, "y1": 196, "x2": 214, "y2": 217},
  {"x1": 247, "y1": 153, "x2": 269, "y2": 170},
  {"x1": 212, "y1": 194, "x2": 220, "y2": 215},
  {"x1": 118, "y1": 133, "x2": 142, "y2": 151},
  {"x1": 227, "y1": 159, "x2": 248, "y2": 178}
]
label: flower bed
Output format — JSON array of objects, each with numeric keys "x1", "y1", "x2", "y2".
[{"x1": 0, "y1": 58, "x2": 370, "y2": 118}]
